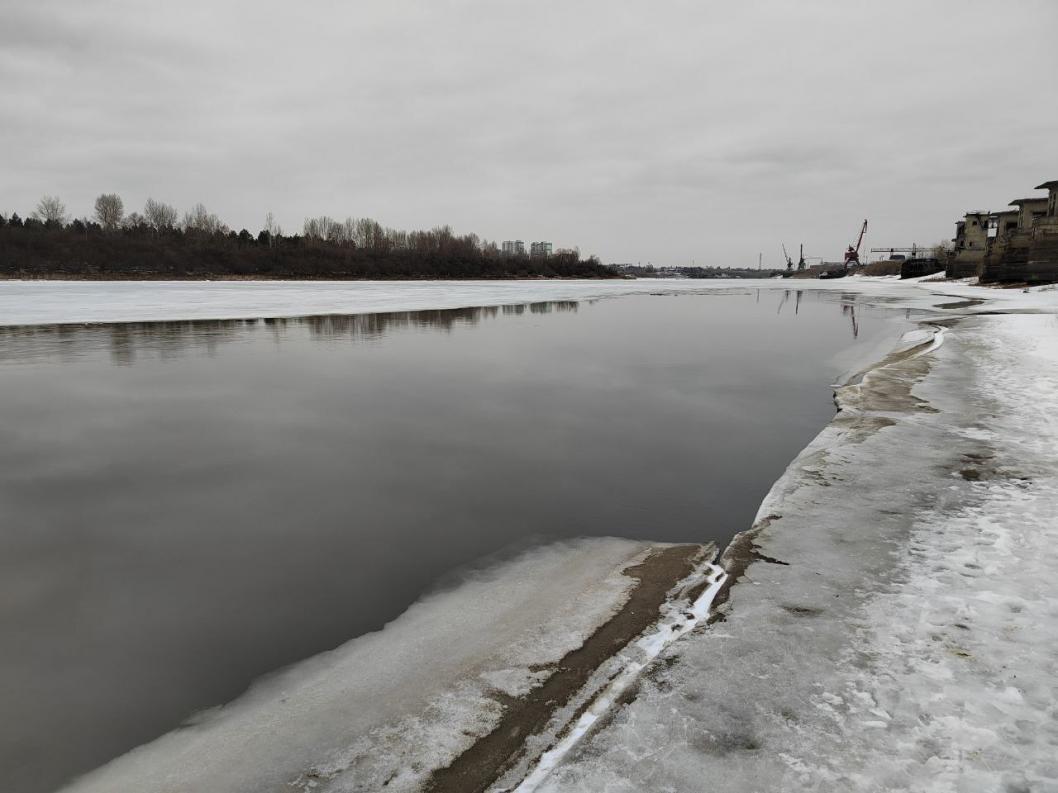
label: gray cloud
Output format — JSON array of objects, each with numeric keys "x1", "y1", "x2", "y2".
[{"x1": 2, "y1": 0, "x2": 1056, "y2": 265}]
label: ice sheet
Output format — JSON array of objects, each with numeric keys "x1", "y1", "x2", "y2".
[
  {"x1": 0, "y1": 279, "x2": 739, "y2": 326},
  {"x1": 0, "y1": 276, "x2": 980, "y2": 327},
  {"x1": 59, "y1": 538, "x2": 654, "y2": 793}
]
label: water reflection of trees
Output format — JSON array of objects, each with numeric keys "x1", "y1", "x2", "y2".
[{"x1": 0, "y1": 301, "x2": 581, "y2": 366}]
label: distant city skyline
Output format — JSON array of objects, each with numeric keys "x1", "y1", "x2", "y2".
[{"x1": 2, "y1": 1, "x2": 1056, "y2": 266}]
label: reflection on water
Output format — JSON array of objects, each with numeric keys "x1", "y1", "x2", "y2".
[
  {"x1": 774, "y1": 290, "x2": 862, "y2": 338},
  {"x1": 0, "y1": 301, "x2": 582, "y2": 366},
  {"x1": 0, "y1": 293, "x2": 885, "y2": 368},
  {"x1": 0, "y1": 290, "x2": 904, "y2": 793}
]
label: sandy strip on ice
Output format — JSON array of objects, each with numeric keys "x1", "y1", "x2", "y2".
[
  {"x1": 507, "y1": 561, "x2": 728, "y2": 793},
  {"x1": 424, "y1": 544, "x2": 713, "y2": 793}
]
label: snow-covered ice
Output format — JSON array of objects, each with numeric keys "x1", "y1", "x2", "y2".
[
  {"x1": 0, "y1": 279, "x2": 740, "y2": 326},
  {"x1": 0, "y1": 276, "x2": 965, "y2": 327},
  {"x1": 791, "y1": 314, "x2": 1058, "y2": 792}
]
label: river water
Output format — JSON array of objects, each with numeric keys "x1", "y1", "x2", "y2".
[{"x1": 0, "y1": 288, "x2": 905, "y2": 792}]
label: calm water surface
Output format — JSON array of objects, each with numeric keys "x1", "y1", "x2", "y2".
[{"x1": 0, "y1": 289, "x2": 906, "y2": 792}]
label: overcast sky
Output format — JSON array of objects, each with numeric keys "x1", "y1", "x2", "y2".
[{"x1": 2, "y1": 0, "x2": 1056, "y2": 266}]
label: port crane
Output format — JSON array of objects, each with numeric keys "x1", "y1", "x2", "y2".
[
  {"x1": 844, "y1": 219, "x2": 868, "y2": 268},
  {"x1": 781, "y1": 243, "x2": 793, "y2": 271},
  {"x1": 797, "y1": 243, "x2": 806, "y2": 271}
]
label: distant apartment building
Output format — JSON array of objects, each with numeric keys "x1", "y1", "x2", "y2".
[
  {"x1": 502, "y1": 240, "x2": 526, "y2": 256},
  {"x1": 530, "y1": 241, "x2": 553, "y2": 258}
]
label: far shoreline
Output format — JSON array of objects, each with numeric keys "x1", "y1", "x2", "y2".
[{"x1": 0, "y1": 273, "x2": 626, "y2": 282}]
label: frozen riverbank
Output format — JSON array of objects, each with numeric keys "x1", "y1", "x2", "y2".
[{"x1": 530, "y1": 285, "x2": 1058, "y2": 791}]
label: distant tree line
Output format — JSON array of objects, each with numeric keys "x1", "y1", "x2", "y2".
[
  {"x1": 613, "y1": 264, "x2": 784, "y2": 279},
  {"x1": 0, "y1": 195, "x2": 613, "y2": 280}
]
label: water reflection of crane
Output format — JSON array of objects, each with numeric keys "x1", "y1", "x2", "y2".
[
  {"x1": 775, "y1": 290, "x2": 861, "y2": 337},
  {"x1": 842, "y1": 303, "x2": 860, "y2": 338},
  {"x1": 777, "y1": 289, "x2": 804, "y2": 315}
]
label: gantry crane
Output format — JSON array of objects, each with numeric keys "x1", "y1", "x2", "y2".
[{"x1": 869, "y1": 245, "x2": 924, "y2": 259}]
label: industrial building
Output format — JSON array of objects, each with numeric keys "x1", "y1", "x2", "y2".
[
  {"x1": 944, "y1": 177, "x2": 1058, "y2": 283},
  {"x1": 948, "y1": 211, "x2": 990, "y2": 277}
]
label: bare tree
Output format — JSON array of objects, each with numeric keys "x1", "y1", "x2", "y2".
[
  {"x1": 144, "y1": 198, "x2": 178, "y2": 231},
  {"x1": 32, "y1": 195, "x2": 67, "y2": 226},
  {"x1": 182, "y1": 203, "x2": 225, "y2": 235},
  {"x1": 931, "y1": 240, "x2": 954, "y2": 260},
  {"x1": 354, "y1": 217, "x2": 387, "y2": 251},
  {"x1": 94, "y1": 193, "x2": 124, "y2": 230},
  {"x1": 123, "y1": 211, "x2": 148, "y2": 231},
  {"x1": 325, "y1": 218, "x2": 345, "y2": 245},
  {"x1": 264, "y1": 211, "x2": 280, "y2": 247},
  {"x1": 304, "y1": 215, "x2": 347, "y2": 245}
]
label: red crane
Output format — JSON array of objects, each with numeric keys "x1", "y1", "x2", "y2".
[{"x1": 844, "y1": 220, "x2": 868, "y2": 268}]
